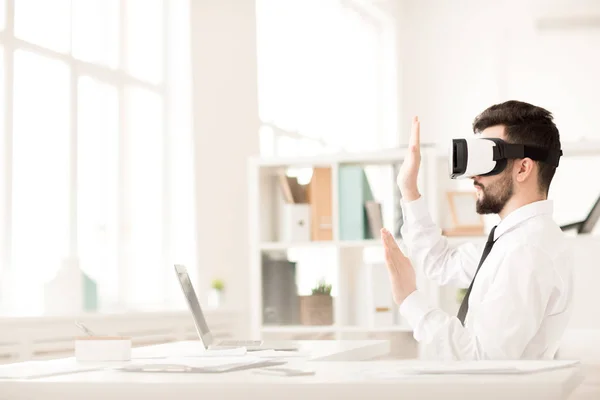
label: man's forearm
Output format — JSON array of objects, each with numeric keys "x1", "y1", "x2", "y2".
[{"x1": 401, "y1": 197, "x2": 479, "y2": 288}]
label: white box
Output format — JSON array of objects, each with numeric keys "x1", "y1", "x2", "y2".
[
  {"x1": 280, "y1": 204, "x2": 311, "y2": 242},
  {"x1": 75, "y1": 337, "x2": 132, "y2": 361}
]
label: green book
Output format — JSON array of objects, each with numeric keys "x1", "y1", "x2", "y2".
[{"x1": 338, "y1": 165, "x2": 374, "y2": 240}]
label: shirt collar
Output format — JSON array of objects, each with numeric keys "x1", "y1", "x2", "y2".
[{"x1": 494, "y1": 200, "x2": 554, "y2": 240}]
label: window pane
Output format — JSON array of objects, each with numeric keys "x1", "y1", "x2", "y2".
[
  {"x1": 12, "y1": 50, "x2": 70, "y2": 315},
  {"x1": 0, "y1": 0, "x2": 5, "y2": 31},
  {"x1": 0, "y1": 47, "x2": 4, "y2": 293},
  {"x1": 14, "y1": 0, "x2": 71, "y2": 53},
  {"x1": 77, "y1": 76, "x2": 119, "y2": 310},
  {"x1": 124, "y1": 86, "x2": 163, "y2": 308},
  {"x1": 256, "y1": 0, "x2": 384, "y2": 155},
  {"x1": 72, "y1": 0, "x2": 119, "y2": 68},
  {"x1": 125, "y1": 0, "x2": 163, "y2": 84},
  {"x1": 166, "y1": 0, "x2": 195, "y2": 308}
]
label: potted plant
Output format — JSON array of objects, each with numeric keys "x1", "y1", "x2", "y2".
[
  {"x1": 300, "y1": 278, "x2": 333, "y2": 325},
  {"x1": 208, "y1": 278, "x2": 225, "y2": 308}
]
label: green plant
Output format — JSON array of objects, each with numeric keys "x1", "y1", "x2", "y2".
[
  {"x1": 311, "y1": 279, "x2": 332, "y2": 295},
  {"x1": 211, "y1": 279, "x2": 225, "y2": 292}
]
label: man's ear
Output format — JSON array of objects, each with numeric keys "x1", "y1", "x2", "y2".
[{"x1": 514, "y1": 158, "x2": 535, "y2": 183}]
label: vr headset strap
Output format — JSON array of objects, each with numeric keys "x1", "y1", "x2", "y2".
[{"x1": 492, "y1": 143, "x2": 563, "y2": 167}]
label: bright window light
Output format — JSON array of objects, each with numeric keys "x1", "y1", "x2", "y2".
[
  {"x1": 11, "y1": 50, "x2": 70, "y2": 315},
  {"x1": 77, "y1": 76, "x2": 119, "y2": 307},
  {"x1": 0, "y1": 46, "x2": 4, "y2": 287},
  {"x1": 125, "y1": 0, "x2": 163, "y2": 84},
  {"x1": 14, "y1": 0, "x2": 71, "y2": 53},
  {"x1": 0, "y1": 0, "x2": 6, "y2": 31},
  {"x1": 124, "y1": 86, "x2": 164, "y2": 309},
  {"x1": 72, "y1": 0, "x2": 119, "y2": 68}
]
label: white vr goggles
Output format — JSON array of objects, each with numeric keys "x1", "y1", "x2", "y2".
[{"x1": 449, "y1": 137, "x2": 563, "y2": 179}]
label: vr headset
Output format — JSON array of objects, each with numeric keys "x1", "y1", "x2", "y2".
[{"x1": 449, "y1": 137, "x2": 562, "y2": 179}]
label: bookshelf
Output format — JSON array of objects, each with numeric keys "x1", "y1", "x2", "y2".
[{"x1": 248, "y1": 146, "x2": 461, "y2": 356}]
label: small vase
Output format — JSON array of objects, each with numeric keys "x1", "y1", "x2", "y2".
[{"x1": 208, "y1": 289, "x2": 223, "y2": 308}]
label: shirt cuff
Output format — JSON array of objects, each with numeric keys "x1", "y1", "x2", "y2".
[
  {"x1": 400, "y1": 196, "x2": 429, "y2": 224},
  {"x1": 399, "y1": 289, "x2": 434, "y2": 330}
]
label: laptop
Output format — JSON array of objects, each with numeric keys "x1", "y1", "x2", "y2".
[{"x1": 174, "y1": 264, "x2": 298, "y2": 351}]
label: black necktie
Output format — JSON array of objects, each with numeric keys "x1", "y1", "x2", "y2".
[{"x1": 457, "y1": 226, "x2": 497, "y2": 326}]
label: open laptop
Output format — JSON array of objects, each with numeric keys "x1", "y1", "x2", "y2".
[{"x1": 174, "y1": 264, "x2": 297, "y2": 351}]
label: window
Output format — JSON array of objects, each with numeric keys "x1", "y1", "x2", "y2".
[
  {"x1": 72, "y1": 0, "x2": 119, "y2": 68},
  {"x1": 77, "y1": 76, "x2": 119, "y2": 307},
  {"x1": 0, "y1": 0, "x2": 194, "y2": 315},
  {"x1": 256, "y1": 0, "x2": 397, "y2": 157},
  {"x1": 124, "y1": 0, "x2": 163, "y2": 84},
  {"x1": 10, "y1": 51, "x2": 70, "y2": 315},
  {"x1": 0, "y1": 0, "x2": 5, "y2": 31},
  {"x1": 14, "y1": 0, "x2": 71, "y2": 53}
]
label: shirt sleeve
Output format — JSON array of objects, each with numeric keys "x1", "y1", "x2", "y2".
[
  {"x1": 399, "y1": 244, "x2": 555, "y2": 360},
  {"x1": 401, "y1": 196, "x2": 483, "y2": 288}
]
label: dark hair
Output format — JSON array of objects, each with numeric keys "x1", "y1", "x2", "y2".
[{"x1": 472, "y1": 100, "x2": 561, "y2": 195}]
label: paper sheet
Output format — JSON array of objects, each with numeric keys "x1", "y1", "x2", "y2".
[
  {"x1": 408, "y1": 360, "x2": 580, "y2": 374},
  {"x1": 356, "y1": 360, "x2": 580, "y2": 379},
  {"x1": 249, "y1": 350, "x2": 310, "y2": 358},
  {"x1": 118, "y1": 356, "x2": 287, "y2": 373},
  {"x1": 127, "y1": 356, "x2": 263, "y2": 368}
]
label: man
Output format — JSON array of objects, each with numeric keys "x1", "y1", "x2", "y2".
[{"x1": 382, "y1": 101, "x2": 573, "y2": 360}]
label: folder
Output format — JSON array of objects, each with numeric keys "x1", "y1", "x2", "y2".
[
  {"x1": 307, "y1": 167, "x2": 333, "y2": 241},
  {"x1": 338, "y1": 165, "x2": 374, "y2": 240}
]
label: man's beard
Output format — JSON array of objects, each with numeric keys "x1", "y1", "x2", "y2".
[{"x1": 475, "y1": 170, "x2": 514, "y2": 215}]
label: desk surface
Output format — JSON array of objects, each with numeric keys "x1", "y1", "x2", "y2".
[{"x1": 0, "y1": 340, "x2": 584, "y2": 400}]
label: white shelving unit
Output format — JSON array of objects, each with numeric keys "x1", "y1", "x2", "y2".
[
  {"x1": 247, "y1": 147, "x2": 451, "y2": 347},
  {"x1": 247, "y1": 139, "x2": 600, "y2": 357}
]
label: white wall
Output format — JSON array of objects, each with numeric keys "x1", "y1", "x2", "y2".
[
  {"x1": 190, "y1": 0, "x2": 259, "y2": 332},
  {"x1": 397, "y1": 0, "x2": 600, "y2": 145}
]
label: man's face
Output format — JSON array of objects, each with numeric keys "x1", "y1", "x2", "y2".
[{"x1": 473, "y1": 125, "x2": 514, "y2": 215}]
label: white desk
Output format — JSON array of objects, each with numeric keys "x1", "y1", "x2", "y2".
[{"x1": 0, "y1": 340, "x2": 584, "y2": 400}]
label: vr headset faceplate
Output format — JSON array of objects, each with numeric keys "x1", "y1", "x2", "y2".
[{"x1": 450, "y1": 137, "x2": 562, "y2": 179}]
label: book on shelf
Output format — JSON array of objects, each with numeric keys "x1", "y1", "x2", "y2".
[
  {"x1": 338, "y1": 165, "x2": 375, "y2": 240},
  {"x1": 261, "y1": 254, "x2": 300, "y2": 325},
  {"x1": 365, "y1": 201, "x2": 384, "y2": 238},
  {"x1": 307, "y1": 167, "x2": 333, "y2": 241}
]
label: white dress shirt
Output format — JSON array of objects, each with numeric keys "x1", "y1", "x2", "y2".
[{"x1": 399, "y1": 196, "x2": 574, "y2": 360}]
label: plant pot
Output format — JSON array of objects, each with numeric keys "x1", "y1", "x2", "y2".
[
  {"x1": 208, "y1": 289, "x2": 223, "y2": 308},
  {"x1": 299, "y1": 294, "x2": 333, "y2": 325}
]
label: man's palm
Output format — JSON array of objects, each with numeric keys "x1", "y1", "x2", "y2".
[
  {"x1": 397, "y1": 116, "x2": 421, "y2": 201},
  {"x1": 381, "y1": 228, "x2": 416, "y2": 305}
]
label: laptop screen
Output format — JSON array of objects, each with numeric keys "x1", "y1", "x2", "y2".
[{"x1": 174, "y1": 265, "x2": 213, "y2": 346}]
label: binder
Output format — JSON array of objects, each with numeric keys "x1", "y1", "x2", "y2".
[
  {"x1": 307, "y1": 167, "x2": 333, "y2": 241},
  {"x1": 338, "y1": 165, "x2": 374, "y2": 240}
]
